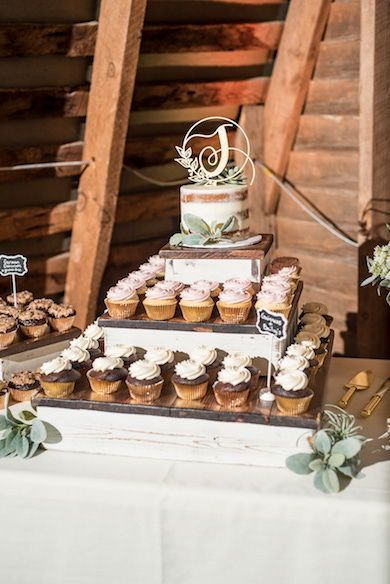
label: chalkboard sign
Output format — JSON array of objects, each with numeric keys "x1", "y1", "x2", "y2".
[
  {"x1": 0, "y1": 254, "x2": 28, "y2": 277},
  {"x1": 256, "y1": 308, "x2": 287, "y2": 340}
]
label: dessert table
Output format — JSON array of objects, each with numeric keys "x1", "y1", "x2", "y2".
[{"x1": 0, "y1": 357, "x2": 389, "y2": 584}]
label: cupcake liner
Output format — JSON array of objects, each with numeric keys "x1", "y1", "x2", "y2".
[
  {"x1": 172, "y1": 379, "x2": 209, "y2": 401},
  {"x1": 217, "y1": 301, "x2": 251, "y2": 324},
  {"x1": 10, "y1": 387, "x2": 38, "y2": 403},
  {"x1": 143, "y1": 300, "x2": 177, "y2": 321},
  {"x1": 275, "y1": 390, "x2": 314, "y2": 415},
  {"x1": 49, "y1": 315, "x2": 76, "y2": 332},
  {"x1": 87, "y1": 374, "x2": 123, "y2": 395},
  {"x1": 179, "y1": 302, "x2": 214, "y2": 323},
  {"x1": 255, "y1": 302, "x2": 291, "y2": 319},
  {"x1": 213, "y1": 386, "x2": 250, "y2": 408},
  {"x1": 126, "y1": 379, "x2": 163, "y2": 402},
  {"x1": 0, "y1": 329, "x2": 17, "y2": 348},
  {"x1": 104, "y1": 298, "x2": 139, "y2": 319},
  {"x1": 40, "y1": 380, "x2": 76, "y2": 399},
  {"x1": 20, "y1": 323, "x2": 49, "y2": 339}
]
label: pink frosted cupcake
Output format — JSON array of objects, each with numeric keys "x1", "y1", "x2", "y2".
[
  {"x1": 155, "y1": 280, "x2": 185, "y2": 296},
  {"x1": 139, "y1": 263, "x2": 158, "y2": 286},
  {"x1": 217, "y1": 288, "x2": 252, "y2": 324},
  {"x1": 261, "y1": 274, "x2": 294, "y2": 295},
  {"x1": 148, "y1": 255, "x2": 166, "y2": 279},
  {"x1": 255, "y1": 289, "x2": 291, "y2": 318},
  {"x1": 179, "y1": 287, "x2": 214, "y2": 322},
  {"x1": 118, "y1": 273, "x2": 147, "y2": 295},
  {"x1": 104, "y1": 285, "x2": 139, "y2": 319},
  {"x1": 224, "y1": 278, "x2": 255, "y2": 296},
  {"x1": 192, "y1": 280, "x2": 221, "y2": 298},
  {"x1": 143, "y1": 285, "x2": 177, "y2": 320}
]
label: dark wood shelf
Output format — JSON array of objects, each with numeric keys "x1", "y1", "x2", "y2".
[
  {"x1": 0, "y1": 327, "x2": 80, "y2": 358},
  {"x1": 159, "y1": 234, "x2": 273, "y2": 260}
]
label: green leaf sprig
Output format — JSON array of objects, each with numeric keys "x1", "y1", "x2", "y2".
[
  {"x1": 0, "y1": 401, "x2": 48, "y2": 459},
  {"x1": 170, "y1": 213, "x2": 239, "y2": 247},
  {"x1": 286, "y1": 405, "x2": 367, "y2": 494}
]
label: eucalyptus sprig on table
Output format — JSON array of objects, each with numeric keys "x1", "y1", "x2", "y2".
[
  {"x1": 286, "y1": 406, "x2": 367, "y2": 494},
  {"x1": 0, "y1": 403, "x2": 47, "y2": 459},
  {"x1": 170, "y1": 213, "x2": 239, "y2": 247}
]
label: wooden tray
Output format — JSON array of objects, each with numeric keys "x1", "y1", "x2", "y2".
[{"x1": 0, "y1": 327, "x2": 80, "y2": 358}]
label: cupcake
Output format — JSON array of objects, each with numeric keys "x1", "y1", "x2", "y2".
[
  {"x1": 224, "y1": 278, "x2": 254, "y2": 296},
  {"x1": 213, "y1": 366, "x2": 251, "y2": 407},
  {"x1": 0, "y1": 315, "x2": 18, "y2": 348},
  {"x1": 61, "y1": 346, "x2": 91, "y2": 376},
  {"x1": 222, "y1": 352, "x2": 260, "y2": 390},
  {"x1": 48, "y1": 303, "x2": 76, "y2": 332},
  {"x1": 0, "y1": 305, "x2": 20, "y2": 319},
  {"x1": 70, "y1": 335, "x2": 102, "y2": 360},
  {"x1": 155, "y1": 280, "x2": 185, "y2": 296},
  {"x1": 118, "y1": 273, "x2": 147, "y2": 295},
  {"x1": 148, "y1": 255, "x2": 166, "y2": 279},
  {"x1": 6, "y1": 290, "x2": 33, "y2": 309},
  {"x1": 104, "y1": 285, "x2": 139, "y2": 319},
  {"x1": 255, "y1": 289, "x2": 291, "y2": 318},
  {"x1": 192, "y1": 280, "x2": 221, "y2": 298},
  {"x1": 28, "y1": 298, "x2": 54, "y2": 314},
  {"x1": 39, "y1": 357, "x2": 80, "y2": 398},
  {"x1": 261, "y1": 275, "x2": 294, "y2": 296},
  {"x1": 144, "y1": 347, "x2": 175, "y2": 384},
  {"x1": 87, "y1": 356, "x2": 127, "y2": 395},
  {"x1": 105, "y1": 344, "x2": 138, "y2": 368},
  {"x1": 8, "y1": 371, "x2": 40, "y2": 402},
  {"x1": 84, "y1": 320, "x2": 105, "y2": 351},
  {"x1": 301, "y1": 322, "x2": 331, "y2": 343},
  {"x1": 179, "y1": 287, "x2": 214, "y2": 322},
  {"x1": 286, "y1": 342, "x2": 316, "y2": 363},
  {"x1": 0, "y1": 387, "x2": 7, "y2": 409},
  {"x1": 143, "y1": 285, "x2": 177, "y2": 321},
  {"x1": 172, "y1": 360, "x2": 209, "y2": 400},
  {"x1": 126, "y1": 359, "x2": 164, "y2": 401},
  {"x1": 217, "y1": 288, "x2": 252, "y2": 324},
  {"x1": 301, "y1": 302, "x2": 328, "y2": 315},
  {"x1": 188, "y1": 346, "x2": 220, "y2": 385},
  {"x1": 300, "y1": 313, "x2": 327, "y2": 326},
  {"x1": 138, "y1": 264, "x2": 158, "y2": 286},
  {"x1": 269, "y1": 256, "x2": 300, "y2": 273},
  {"x1": 19, "y1": 308, "x2": 48, "y2": 338},
  {"x1": 271, "y1": 370, "x2": 313, "y2": 415}
]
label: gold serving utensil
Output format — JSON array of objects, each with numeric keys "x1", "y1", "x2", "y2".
[
  {"x1": 338, "y1": 370, "x2": 374, "y2": 409},
  {"x1": 361, "y1": 376, "x2": 390, "y2": 417}
]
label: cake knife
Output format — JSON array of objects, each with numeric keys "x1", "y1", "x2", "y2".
[{"x1": 360, "y1": 376, "x2": 390, "y2": 417}]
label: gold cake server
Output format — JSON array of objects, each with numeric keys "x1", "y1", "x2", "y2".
[
  {"x1": 361, "y1": 376, "x2": 390, "y2": 417},
  {"x1": 338, "y1": 370, "x2": 374, "y2": 409}
]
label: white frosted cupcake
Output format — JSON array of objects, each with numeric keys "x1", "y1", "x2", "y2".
[
  {"x1": 213, "y1": 366, "x2": 251, "y2": 407},
  {"x1": 172, "y1": 360, "x2": 209, "y2": 400},
  {"x1": 70, "y1": 335, "x2": 102, "y2": 360},
  {"x1": 271, "y1": 370, "x2": 313, "y2": 415},
  {"x1": 61, "y1": 345, "x2": 91, "y2": 376},
  {"x1": 87, "y1": 356, "x2": 127, "y2": 395},
  {"x1": 126, "y1": 359, "x2": 164, "y2": 402},
  {"x1": 105, "y1": 344, "x2": 138, "y2": 368},
  {"x1": 144, "y1": 347, "x2": 175, "y2": 384},
  {"x1": 189, "y1": 346, "x2": 220, "y2": 385},
  {"x1": 222, "y1": 352, "x2": 260, "y2": 390},
  {"x1": 84, "y1": 321, "x2": 104, "y2": 350},
  {"x1": 39, "y1": 357, "x2": 80, "y2": 398}
]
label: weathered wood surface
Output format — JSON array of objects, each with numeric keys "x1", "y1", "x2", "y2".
[
  {"x1": 305, "y1": 79, "x2": 359, "y2": 114},
  {"x1": 325, "y1": 1, "x2": 360, "y2": 41},
  {"x1": 0, "y1": 87, "x2": 89, "y2": 119},
  {"x1": 315, "y1": 40, "x2": 360, "y2": 79},
  {"x1": 278, "y1": 186, "x2": 358, "y2": 224},
  {"x1": 295, "y1": 115, "x2": 359, "y2": 150},
  {"x1": 263, "y1": 0, "x2": 332, "y2": 214},
  {"x1": 287, "y1": 149, "x2": 359, "y2": 188}
]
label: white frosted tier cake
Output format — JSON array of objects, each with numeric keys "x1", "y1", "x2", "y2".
[{"x1": 180, "y1": 183, "x2": 249, "y2": 235}]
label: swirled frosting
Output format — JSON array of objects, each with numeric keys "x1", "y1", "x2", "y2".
[
  {"x1": 138, "y1": 264, "x2": 158, "y2": 278},
  {"x1": 192, "y1": 280, "x2": 219, "y2": 293},
  {"x1": 123, "y1": 273, "x2": 147, "y2": 288},
  {"x1": 224, "y1": 278, "x2": 252, "y2": 291},
  {"x1": 286, "y1": 343, "x2": 315, "y2": 360},
  {"x1": 148, "y1": 255, "x2": 165, "y2": 270},
  {"x1": 40, "y1": 356, "x2": 72, "y2": 375},
  {"x1": 144, "y1": 347, "x2": 174, "y2": 365},
  {"x1": 274, "y1": 370, "x2": 308, "y2": 391},
  {"x1": 302, "y1": 323, "x2": 330, "y2": 338},
  {"x1": 105, "y1": 344, "x2": 136, "y2": 359},
  {"x1": 129, "y1": 359, "x2": 161, "y2": 381},
  {"x1": 175, "y1": 359, "x2": 206, "y2": 380},
  {"x1": 61, "y1": 346, "x2": 90, "y2": 363},
  {"x1": 145, "y1": 285, "x2": 176, "y2": 300},
  {"x1": 84, "y1": 321, "x2": 104, "y2": 340},
  {"x1": 300, "y1": 313, "x2": 326, "y2": 326},
  {"x1": 106, "y1": 286, "x2": 136, "y2": 301},
  {"x1": 276, "y1": 266, "x2": 298, "y2": 279},
  {"x1": 222, "y1": 352, "x2": 252, "y2": 368},
  {"x1": 156, "y1": 280, "x2": 185, "y2": 294},
  {"x1": 92, "y1": 356, "x2": 124, "y2": 371},
  {"x1": 189, "y1": 346, "x2": 217, "y2": 366},
  {"x1": 302, "y1": 302, "x2": 328, "y2": 315},
  {"x1": 278, "y1": 355, "x2": 309, "y2": 372},
  {"x1": 218, "y1": 366, "x2": 251, "y2": 386},
  {"x1": 295, "y1": 331, "x2": 321, "y2": 349},
  {"x1": 256, "y1": 289, "x2": 289, "y2": 304},
  {"x1": 180, "y1": 287, "x2": 211, "y2": 302},
  {"x1": 219, "y1": 289, "x2": 251, "y2": 304},
  {"x1": 261, "y1": 278, "x2": 291, "y2": 296},
  {"x1": 71, "y1": 335, "x2": 99, "y2": 351}
]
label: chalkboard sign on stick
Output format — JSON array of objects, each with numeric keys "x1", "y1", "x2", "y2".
[
  {"x1": 0, "y1": 254, "x2": 28, "y2": 307},
  {"x1": 256, "y1": 308, "x2": 287, "y2": 340}
]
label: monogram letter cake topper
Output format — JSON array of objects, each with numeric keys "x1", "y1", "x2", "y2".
[{"x1": 174, "y1": 116, "x2": 255, "y2": 186}]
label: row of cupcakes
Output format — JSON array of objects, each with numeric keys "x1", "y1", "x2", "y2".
[{"x1": 0, "y1": 291, "x2": 76, "y2": 348}]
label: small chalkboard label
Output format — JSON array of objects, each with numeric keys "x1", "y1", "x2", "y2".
[
  {"x1": 0, "y1": 254, "x2": 28, "y2": 277},
  {"x1": 256, "y1": 308, "x2": 287, "y2": 340}
]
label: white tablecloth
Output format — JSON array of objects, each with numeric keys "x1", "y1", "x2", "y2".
[{"x1": 0, "y1": 358, "x2": 389, "y2": 584}]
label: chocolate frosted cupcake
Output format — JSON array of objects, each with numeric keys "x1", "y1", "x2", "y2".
[
  {"x1": 61, "y1": 345, "x2": 91, "y2": 376},
  {"x1": 39, "y1": 357, "x2": 80, "y2": 398},
  {"x1": 143, "y1": 285, "x2": 177, "y2": 321},
  {"x1": 6, "y1": 290, "x2": 33, "y2": 309},
  {"x1": 70, "y1": 335, "x2": 102, "y2": 360},
  {"x1": 8, "y1": 371, "x2": 40, "y2": 402},
  {"x1": 84, "y1": 320, "x2": 105, "y2": 351},
  {"x1": 87, "y1": 356, "x2": 127, "y2": 395},
  {"x1": 272, "y1": 370, "x2": 313, "y2": 415},
  {"x1": 0, "y1": 314, "x2": 18, "y2": 348},
  {"x1": 19, "y1": 308, "x2": 48, "y2": 338},
  {"x1": 213, "y1": 366, "x2": 251, "y2": 407},
  {"x1": 105, "y1": 344, "x2": 138, "y2": 368},
  {"x1": 126, "y1": 359, "x2": 164, "y2": 402},
  {"x1": 301, "y1": 302, "x2": 328, "y2": 316},
  {"x1": 48, "y1": 303, "x2": 76, "y2": 332},
  {"x1": 144, "y1": 347, "x2": 175, "y2": 384},
  {"x1": 188, "y1": 346, "x2": 220, "y2": 385},
  {"x1": 222, "y1": 352, "x2": 260, "y2": 390},
  {"x1": 172, "y1": 360, "x2": 209, "y2": 400},
  {"x1": 28, "y1": 298, "x2": 54, "y2": 314}
]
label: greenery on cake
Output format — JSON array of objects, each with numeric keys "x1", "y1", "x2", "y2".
[
  {"x1": 170, "y1": 213, "x2": 239, "y2": 247},
  {"x1": 0, "y1": 403, "x2": 48, "y2": 458},
  {"x1": 175, "y1": 146, "x2": 246, "y2": 185},
  {"x1": 286, "y1": 405, "x2": 367, "y2": 493},
  {"x1": 361, "y1": 225, "x2": 390, "y2": 305}
]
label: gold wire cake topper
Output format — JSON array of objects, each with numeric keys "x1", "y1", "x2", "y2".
[{"x1": 174, "y1": 116, "x2": 255, "y2": 186}]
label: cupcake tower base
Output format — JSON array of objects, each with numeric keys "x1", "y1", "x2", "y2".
[{"x1": 32, "y1": 330, "x2": 333, "y2": 468}]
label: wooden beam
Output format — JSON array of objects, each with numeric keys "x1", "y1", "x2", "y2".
[
  {"x1": 314, "y1": 40, "x2": 360, "y2": 79},
  {"x1": 65, "y1": 0, "x2": 147, "y2": 327},
  {"x1": 305, "y1": 78, "x2": 359, "y2": 114},
  {"x1": 263, "y1": 0, "x2": 332, "y2": 214},
  {"x1": 325, "y1": 1, "x2": 360, "y2": 41},
  {"x1": 358, "y1": 0, "x2": 390, "y2": 358}
]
